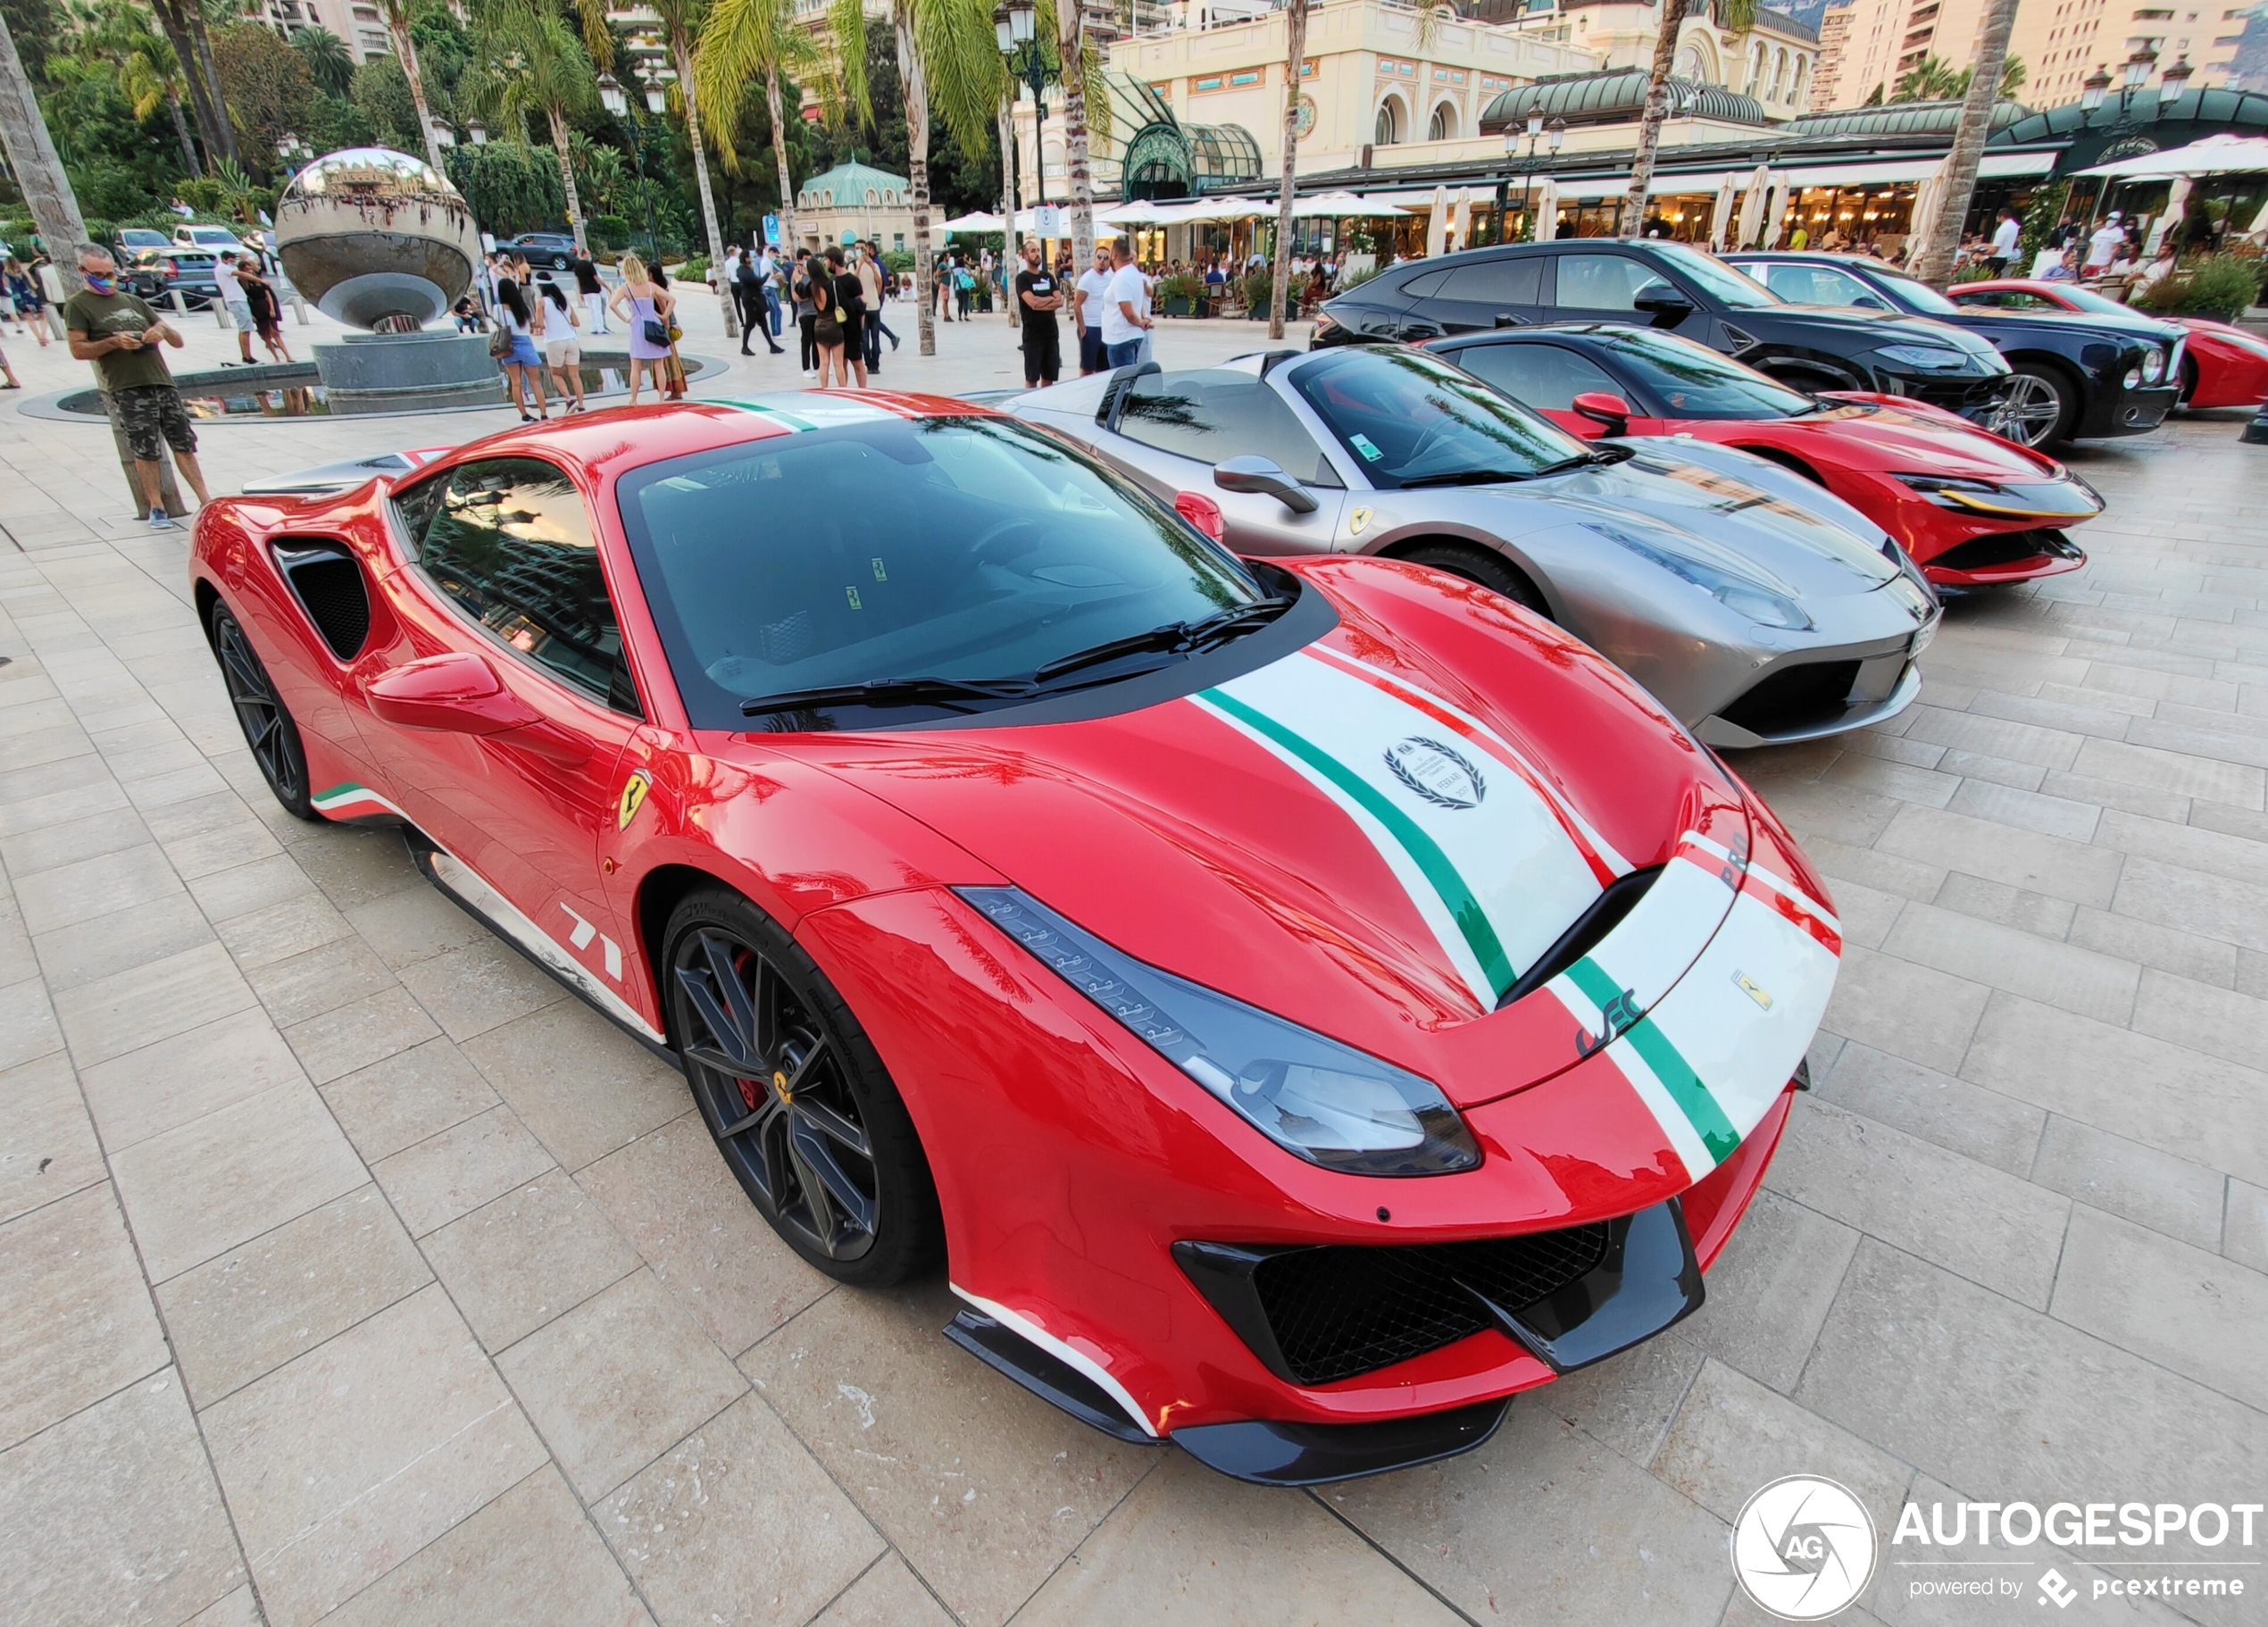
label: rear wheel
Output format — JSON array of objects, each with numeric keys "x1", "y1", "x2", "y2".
[
  {"x1": 208, "y1": 603, "x2": 317, "y2": 821},
  {"x1": 1993, "y1": 364, "x2": 2076, "y2": 447},
  {"x1": 1392, "y1": 542, "x2": 1551, "y2": 619},
  {"x1": 664, "y1": 887, "x2": 941, "y2": 1286}
]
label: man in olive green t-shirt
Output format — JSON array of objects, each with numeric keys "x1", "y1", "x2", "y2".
[{"x1": 63, "y1": 244, "x2": 211, "y2": 529}]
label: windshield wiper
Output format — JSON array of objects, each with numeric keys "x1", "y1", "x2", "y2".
[
  {"x1": 1396, "y1": 468, "x2": 1537, "y2": 489},
  {"x1": 740, "y1": 675, "x2": 1036, "y2": 717},
  {"x1": 1028, "y1": 595, "x2": 1296, "y2": 684}
]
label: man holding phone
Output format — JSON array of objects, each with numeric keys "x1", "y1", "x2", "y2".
[{"x1": 64, "y1": 244, "x2": 211, "y2": 529}]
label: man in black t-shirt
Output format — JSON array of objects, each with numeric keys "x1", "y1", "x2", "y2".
[
  {"x1": 570, "y1": 249, "x2": 609, "y2": 334},
  {"x1": 1013, "y1": 238, "x2": 1062, "y2": 388}
]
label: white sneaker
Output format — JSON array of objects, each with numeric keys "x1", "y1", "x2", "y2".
[
  {"x1": 803, "y1": 368, "x2": 817, "y2": 379},
  {"x1": 149, "y1": 510, "x2": 176, "y2": 530}
]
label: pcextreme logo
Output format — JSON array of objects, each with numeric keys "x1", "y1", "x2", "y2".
[{"x1": 1731, "y1": 1475, "x2": 1878, "y2": 1621}]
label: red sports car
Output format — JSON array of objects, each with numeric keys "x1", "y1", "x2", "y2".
[
  {"x1": 1429, "y1": 325, "x2": 2105, "y2": 591},
  {"x1": 1951, "y1": 280, "x2": 2268, "y2": 412},
  {"x1": 191, "y1": 393, "x2": 1839, "y2": 1483}
]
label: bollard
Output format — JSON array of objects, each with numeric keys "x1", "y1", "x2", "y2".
[
  {"x1": 215, "y1": 298, "x2": 231, "y2": 330},
  {"x1": 292, "y1": 296, "x2": 309, "y2": 326},
  {"x1": 2244, "y1": 402, "x2": 2268, "y2": 445},
  {"x1": 170, "y1": 288, "x2": 188, "y2": 319}
]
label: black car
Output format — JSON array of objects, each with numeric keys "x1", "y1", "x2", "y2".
[
  {"x1": 1313, "y1": 238, "x2": 2013, "y2": 421},
  {"x1": 1728, "y1": 252, "x2": 2184, "y2": 448},
  {"x1": 499, "y1": 232, "x2": 580, "y2": 270},
  {"x1": 122, "y1": 246, "x2": 221, "y2": 310}
]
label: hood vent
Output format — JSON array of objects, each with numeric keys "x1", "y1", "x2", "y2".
[
  {"x1": 1497, "y1": 864, "x2": 1663, "y2": 1010},
  {"x1": 272, "y1": 539, "x2": 371, "y2": 662}
]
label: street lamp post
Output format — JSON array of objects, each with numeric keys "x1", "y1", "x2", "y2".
[
  {"x1": 994, "y1": 0, "x2": 1054, "y2": 212},
  {"x1": 1496, "y1": 112, "x2": 1563, "y2": 245},
  {"x1": 598, "y1": 67, "x2": 669, "y2": 263},
  {"x1": 2077, "y1": 46, "x2": 2167, "y2": 232}
]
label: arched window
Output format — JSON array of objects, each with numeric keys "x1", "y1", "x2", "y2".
[
  {"x1": 1791, "y1": 56, "x2": 1810, "y2": 104},
  {"x1": 1375, "y1": 94, "x2": 1405, "y2": 145},
  {"x1": 1675, "y1": 43, "x2": 1705, "y2": 80},
  {"x1": 1750, "y1": 43, "x2": 1767, "y2": 92},
  {"x1": 1771, "y1": 49, "x2": 1789, "y2": 98},
  {"x1": 1427, "y1": 100, "x2": 1458, "y2": 141}
]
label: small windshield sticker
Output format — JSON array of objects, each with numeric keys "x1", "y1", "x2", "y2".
[
  {"x1": 1349, "y1": 433, "x2": 1384, "y2": 462},
  {"x1": 845, "y1": 586, "x2": 863, "y2": 610}
]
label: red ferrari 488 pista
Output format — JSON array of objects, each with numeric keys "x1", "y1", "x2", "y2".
[{"x1": 193, "y1": 392, "x2": 1839, "y2": 1483}]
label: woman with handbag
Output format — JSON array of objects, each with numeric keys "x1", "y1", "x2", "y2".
[
  {"x1": 607, "y1": 254, "x2": 676, "y2": 406},
  {"x1": 493, "y1": 278, "x2": 549, "y2": 421},
  {"x1": 807, "y1": 253, "x2": 847, "y2": 386},
  {"x1": 652, "y1": 263, "x2": 688, "y2": 400},
  {"x1": 825, "y1": 245, "x2": 866, "y2": 388}
]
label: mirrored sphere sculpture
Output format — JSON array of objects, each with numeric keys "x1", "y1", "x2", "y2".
[{"x1": 275, "y1": 147, "x2": 480, "y2": 330}]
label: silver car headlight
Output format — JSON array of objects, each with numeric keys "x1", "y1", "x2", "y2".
[
  {"x1": 2140, "y1": 346, "x2": 2166, "y2": 384},
  {"x1": 1875, "y1": 344, "x2": 1978, "y2": 372},
  {"x1": 962, "y1": 887, "x2": 1482, "y2": 1176},
  {"x1": 1585, "y1": 521, "x2": 1814, "y2": 631}
]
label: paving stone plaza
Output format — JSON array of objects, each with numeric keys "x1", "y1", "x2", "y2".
[{"x1": 4, "y1": 296, "x2": 2266, "y2": 1627}]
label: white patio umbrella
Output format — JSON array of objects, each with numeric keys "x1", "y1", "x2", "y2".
[
  {"x1": 1291, "y1": 189, "x2": 1384, "y2": 218},
  {"x1": 1708, "y1": 174, "x2": 1739, "y2": 251},
  {"x1": 1425, "y1": 185, "x2": 1448, "y2": 257},
  {"x1": 1451, "y1": 188, "x2": 1472, "y2": 253},
  {"x1": 938, "y1": 211, "x2": 1005, "y2": 234},
  {"x1": 1763, "y1": 177, "x2": 1789, "y2": 247},
  {"x1": 1736, "y1": 164, "x2": 1771, "y2": 250},
  {"x1": 2073, "y1": 134, "x2": 2268, "y2": 179},
  {"x1": 1531, "y1": 177, "x2": 1559, "y2": 242},
  {"x1": 2247, "y1": 195, "x2": 2268, "y2": 243},
  {"x1": 1907, "y1": 157, "x2": 1947, "y2": 249}
]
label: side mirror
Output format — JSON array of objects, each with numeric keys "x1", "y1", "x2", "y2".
[
  {"x1": 1214, "y1": 455, "x2": 1320, "y2": 515},
  {"x1": 365, "y1": 651, "x2": 539, "y2": 736},
  {"x1": 1492, "y1": 312, "x2": 1522, "y2": 329},
  {"x1": 1854, "y1": 296, "x2": 1890, "y2": 313},
  {"x1": 1633, "y1": 290, "x2": 1695, "y2": 329},
  {"x1": 1571, "y1": 392, "x2": 1633, "y2": 435}
]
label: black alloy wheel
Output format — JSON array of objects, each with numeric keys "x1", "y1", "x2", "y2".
[
  {"x1": 209, "y1": 603, "x2": 317, "y2": 821},
  {"x1": 665, "y1": 888, "x2": 941, "y2": 1286},
  {"x1": 1396, "y1": 542, "x2": 1552, "y2": 619}
]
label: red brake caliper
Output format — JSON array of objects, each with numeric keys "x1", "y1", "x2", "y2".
[{"x1": 731, "y1": 948, "x2": 763, "y2": 1112}]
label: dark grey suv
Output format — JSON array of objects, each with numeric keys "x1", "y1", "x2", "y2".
[{"x1": 1313, "y1": 238, "x2": 2014, "y2": 422}]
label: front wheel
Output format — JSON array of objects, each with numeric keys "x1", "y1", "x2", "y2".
[
  {"x1": 1992, "y1": 365, "x2": 2075, "y2": 447},
  {"x1": 1394, "y1": 542, "x2": 1552, "y2": 619},
  {"x1": 208, "y1": 603, "x2": 317, "y2": 821},
  {"x1": 664, "y1": 887, "x2": 942, "y2": 1286}
]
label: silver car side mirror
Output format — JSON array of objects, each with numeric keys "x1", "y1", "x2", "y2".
[{"x1": 1214, "y1": 455, "x2": 1319, "y2": 515}]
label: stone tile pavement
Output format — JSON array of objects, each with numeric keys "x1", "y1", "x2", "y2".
[{"x1": 4, "y1": 294, "x2": 2267, "y2": 1625}]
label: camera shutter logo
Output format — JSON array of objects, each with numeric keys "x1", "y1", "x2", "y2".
[{"x1": 1731, "y1": 1475, "x2": 1878, "y2": 1621}]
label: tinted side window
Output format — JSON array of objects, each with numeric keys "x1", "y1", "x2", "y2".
[
  {"x1": 409, "y1": 456, "x2": 640, "y2": 714},
  {"x1": 1552, "y1": 254, "x2": 1673, "y2": 311},
  {"x1": 1431, "y1": 255, "x2": 1544, "y2": 305},
  {"x1": 1118, "y1": 370, "x2": 1345, "y2": 485},
  {"x1": 1452, "y1": 343, "x2": 1620, "y2": 411},
  {"x1": 1761, "y1": 263, "x2": 1879, "y2": 308}
]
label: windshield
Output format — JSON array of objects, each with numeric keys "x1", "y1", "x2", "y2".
[
  {"x1": 616, "y1": 413, "x2": 1269, "y2": 729},
  {"x1": 1872, "y1": 270, "x2": 1960, "y2": 314},
  {"x1": 1290, "y1": 346, "x2": 1589, "y2": 488},
  {"x1": 1591, "y1": 329, "x2": 1818, "y2": 419},
  {"x1": 2052, "y1": 286, "x2": 2137, "y2": 317},
  {"x1": 1654, "y1": 243, "x2": 1779, "y2": 309}
]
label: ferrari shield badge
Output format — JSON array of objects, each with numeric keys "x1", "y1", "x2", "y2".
[
  {"x1": 1348, "y1": 506, "x2": 1373, "y2": 536},
  {"x1": 617, "y1": 770, "x2": 652, "y2": 830}
]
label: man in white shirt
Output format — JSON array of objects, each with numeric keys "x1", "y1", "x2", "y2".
[
  {"x1": 1989, "y1": 209, "x2": 2022, "y2": 272},
  {"x1": 2084, "y1": 213, "x2": 2126, "y2": 274},
  {"x1": 1100, "y1": 237, "x2": 1152, "y2": 369},
  {"x1": 213, "y1": 251, "x2": 254, "y2": 364},
  {"x1": 1073, "y1": 246, "x2": 1113, "y2": 375}
]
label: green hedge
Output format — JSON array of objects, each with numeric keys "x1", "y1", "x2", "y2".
[{"x1": 2130, "y1": 253, "x2": 2264, "y2": 321}]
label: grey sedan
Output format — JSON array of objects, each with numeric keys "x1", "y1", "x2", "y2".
[{"x1": 999, "y1": 344, "x2": 1939, "y2": 747}]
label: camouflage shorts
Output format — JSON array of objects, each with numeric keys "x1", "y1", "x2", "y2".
[{"x1": 113, "y1": 384, "x2": 197, "y2": 462}]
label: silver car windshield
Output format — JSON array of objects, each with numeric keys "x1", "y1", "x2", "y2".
[
  {"x1": 1653, "y1": 244, "x2": 1779, "y2": 309},
  {"x1": 1290, "y1": 346, "x2": 1590, "y2": 488}
]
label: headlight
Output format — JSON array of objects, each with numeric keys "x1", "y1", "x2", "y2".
[
  {"x1": 2140, "y1": 346, "x2": 2166, "y2": 383},
  {"x1": 1585, "y1": 521, "x2": 1814, "y2": 630},
  {"x1": 2123, "y1": 367, "x2": 2143, "y2": 389},
  {"x1": 962, "y1": 888, "x2": 1482, "y2": 1176},
  {"x1": 1875, "y1": 344, "x2": 1976, "y2": 371},
  {"x1": 1897, "y1": 473, "x2": 2003, "y2": 507}
]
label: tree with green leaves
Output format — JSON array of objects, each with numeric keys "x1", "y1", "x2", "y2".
[
  {"x1": 695, "y1": 0, "x2": 821, "y2": 254},
  {"x1": 829, "y1": 0, "x2": 999, "y2": 356},
  {"x1": 485, "y1": 0, "x2": 600, "y2": 249},
  {"x1": 213, "y1": 21, "x2": 317, "y2": 169},
  {"x1": 375, "y1": 0, "x2": 447, "y2": 169},
  {"x1": 1893, "y1": 50, "x2": 2024, "y2": 102},
  {"x1": 642, "y1": 0, "x2": 736, "y2": 332},
  {"x1": 1624, "y1": 0, "x2": 1755, "y2": 238},
  {"x1": 119, "y1": 27, "x2": 199, "y2": 176},
  {"x1": 292, "y1": 24, "x2": 354, "y2": 97},
  {"x1": 144, "y1": 0, "x2": 232, "y2": 163}
]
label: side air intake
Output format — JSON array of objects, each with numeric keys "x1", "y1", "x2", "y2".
[{"x1": 272, "y1": 540, "x2": 371, "y2": 661}]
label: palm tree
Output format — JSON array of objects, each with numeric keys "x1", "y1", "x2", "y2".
[
  {"x1": 696, "y1": 0, "x2": 822, "y2": 269},
  {"x1": 147, "y1": 0, "x2": 234, "y2": 163},
  {"x1": 119, "y1": 31, "x2": 202, "y2": 178},
  {"x1": 488, "y1": 0, "x2": 602, "y2": 251},
  {"x1": 639, "y1": 0, "x2": 734, "y2": 332},
  {"x1": 1048, "y1": 0, "x2": 1095, "y2": 276},
  {"x1": 1907, "y1": 0, "x2": 2020, "y2": 288},
  {"x1": 830, "y1": 0, "x2": 999, "y2": 357},
  {"x1": 0, "y1": 4, "x2": 89, "y2": 296},
  {"x1": 292, "y1": 25, "x2": 356, "y2": 97},
  {"x1": 1622, "y1": 0, "x2": 1754, "y2": 238},
  {"x1": 377, "y1": 0, "x2": 452, "y2": 171}
]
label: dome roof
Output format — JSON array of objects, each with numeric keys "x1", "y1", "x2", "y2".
[
  {"x1": 1787, "y1": 100, "x2": 2030, "y2": 140},
  {"x1": 796, "y1": 161, "x2": 912, "y2": 210},
  {"x1": 1479, "y1": 71, "x2": 1765, "y2": 133}
]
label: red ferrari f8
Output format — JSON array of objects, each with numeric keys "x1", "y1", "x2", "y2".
[{"x1": 191, "y1": 393, "x2": 1839, "y2": 1483}]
